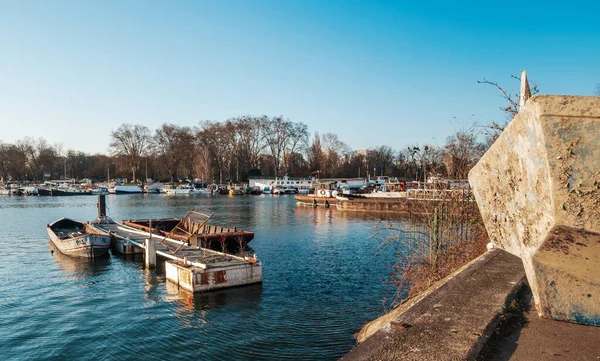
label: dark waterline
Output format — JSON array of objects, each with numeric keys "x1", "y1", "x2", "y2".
[{"x1": 0, "y1": 194, "x2": 396, "y2": 360}]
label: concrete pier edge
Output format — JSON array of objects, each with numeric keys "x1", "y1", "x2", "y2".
[{"x1": 341, "y1": 249, "x2": 526, "y2": 360}]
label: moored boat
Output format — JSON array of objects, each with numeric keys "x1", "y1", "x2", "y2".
[
  {"x1": 91, "y1": 186, "x2": 110, "y2": 195},
  {"x1": 52, "y1": 185, "x2": 93, "y2": 196},
  {"x1": 122, "y1": 210, "x2": 254, "y2": 254},
  {"x1": 229, "y1": 186, "x2": 245, "y2": 196},
  {"x1": 165, "y1": 184, "x2": 193, "y2": 195},
  {"x1": 144, "y1": 183, "x2": 164, "y2": 193},
  {"x1": 114, "y1": 184, "x2": 143, "y2": 194},
  {"x1": 47, "y1": 218, "x2": 112, "y2": 258}
]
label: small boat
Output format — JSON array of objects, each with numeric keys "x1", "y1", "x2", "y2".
[
  {"x1": 21, "y1": 185, "x2": 39, "y2": 196},
  {"x1": 248, "y1": 187, "x2": 263, "y2": 195},
  {"x1": 144, "y1": 183, "x2": 164, "y2": 193},
  {"x1": 195, "y1": 187, "x2": 213, "y2": 195},
  {"x1": 229, "y1": 186, "x2": 245, "y2": 196},
  {"x1": 47, "y1": 218, "x2": 111, "y2": 258},
  {"x1": 114, "y1": 184, "x2": 143, "y2": 194},
  {"x1": 52, "y1": 185, "x2": 93, "y2": 196},
  {"x1": 91, "y1": 186, "x2": 110, "y2": 195},
  {"x1": 166, "y1": 184, "x2": 193, "y2": 195}
]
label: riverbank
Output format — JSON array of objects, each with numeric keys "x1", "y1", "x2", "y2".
[{"x1": 341, "y1": 249, "x2": 526, "y2": 360}]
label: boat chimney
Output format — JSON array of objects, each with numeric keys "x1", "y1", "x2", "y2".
[{"x1": 97, "y1": 194, "x2": 107, "y2": 218}]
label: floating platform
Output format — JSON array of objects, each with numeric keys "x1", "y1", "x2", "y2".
[{"x1": 94, "y1": 221, "x2": 262, "y2": 293}]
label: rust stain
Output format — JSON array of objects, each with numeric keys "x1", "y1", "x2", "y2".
[
  {"x1": 179, "y1": 268, "x2": 191, "y2": 285},
  {"x1": 200, "y1": 272, "x2": 209, "y2": 285},
  {"x1": 214, "y1": 270, "x2": 227, "y2": 284}
]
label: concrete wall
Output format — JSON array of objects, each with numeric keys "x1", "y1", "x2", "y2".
[{"x1": 469, "y1": 95, "x2": 600, "y2": 325}]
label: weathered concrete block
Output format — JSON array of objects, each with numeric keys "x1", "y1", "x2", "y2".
[
  {"x1": 469, "y1": 95, "x2": 600, "y2": 325},
  {"x1": 165, "y1": 261, "x2": 262, "y2": 293}
]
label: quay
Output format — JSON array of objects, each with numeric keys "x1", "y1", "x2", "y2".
[{"x1": 92, "y1": 196, "x2": 262, "y2": 293}]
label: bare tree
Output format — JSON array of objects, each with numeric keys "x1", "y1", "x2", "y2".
[
  {"x1": 109, "y1": 124, "x2": 151, "y2": 183},
  {"x1": 282, "y1": 121, "x2": 309, "y2": 175},
  {"x1": 153, "y1": 124, "x2": 194, "y2": 182},
  {"x1": 17, "y1": 137, "x2": 60, "y2": 181},
  {"x1": 0, "y1": 142, "x2": 27, "y2": 182},
  {"x1": 443, "y1": 125, "x2": 486, "y2": 180},
  {"x1": 367, "y1": 145, "x2": 395, "y2": 177},
  {"x1": 478, "y1": 74, "x2": 540, "y2": 143},
  {"x1": 193, "y1": 147, "x2": 212, "y2": 183},
  {"x1": 262, "y1": 116, "x2": 290, "y2": 177},
  {"x1": 197, "y1": 121, "x2": 233, "y2": 184},
  {"x1": 321, "y1": 132, "x2": 351, "y2": 177},
  {"x1": 233, "y1": 115, "x2": 267, "y2": 172},
  {"x1": 306, "y1": 132, "x2": 324, "y2": 174}
]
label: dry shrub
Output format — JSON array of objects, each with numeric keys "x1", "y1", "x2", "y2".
[{"x1": 377, "y1": 186, "x2": 489, "y2": 305}]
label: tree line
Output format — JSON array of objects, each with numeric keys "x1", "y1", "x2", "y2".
[
  {"x1": 0, "y1": 115, "x2": 491, "y2": 184},
  {"x1": 2, "y1": 74, "x2": 540, "y2": 184}
]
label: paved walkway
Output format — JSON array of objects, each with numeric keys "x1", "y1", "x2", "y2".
[{"x1": 479, "y1": 284, "x2": 600, "y2": 361}]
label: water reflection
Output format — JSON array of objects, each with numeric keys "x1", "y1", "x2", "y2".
[
  {"x1": 166, "y1": 282, "x2": 263, "y2": 312},
  {"x1": 142, "y1": 269, "x2": 163, "y2": 305},
  {"x1": 49, "y1": 241, "x2": 111, "y2": 279}
]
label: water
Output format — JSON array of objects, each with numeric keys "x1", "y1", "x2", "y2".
[{"x1": 0, "y1": 194, "x2": 396, "y2": 360}]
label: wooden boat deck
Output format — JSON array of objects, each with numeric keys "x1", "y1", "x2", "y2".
[{"x1": 95, "y1": 222, "x2": 249, "y2": 268}]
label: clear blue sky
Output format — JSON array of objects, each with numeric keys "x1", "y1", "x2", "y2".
[{"x1": 1, "y1": 0, "x2": 599, "y2": 154}]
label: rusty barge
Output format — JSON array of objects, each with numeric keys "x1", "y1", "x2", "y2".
[{"x1": 121, "y1": 210, "x2": 254, "y2": 254}]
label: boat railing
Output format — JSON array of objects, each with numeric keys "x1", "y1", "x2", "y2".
[{"x1": 406, "y1": 188, "x2": 470, "y2": 201}]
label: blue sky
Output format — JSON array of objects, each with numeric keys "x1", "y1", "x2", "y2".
[{"x1": 1, "y1": 0, "x2": 599, "y2": 154}]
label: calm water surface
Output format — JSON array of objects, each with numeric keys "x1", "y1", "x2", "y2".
[{"x1": 0, "y1": 194, "x2": 396, "y2": 360}]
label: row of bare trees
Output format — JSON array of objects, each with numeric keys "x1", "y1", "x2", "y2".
[
  {"x1": 106, "y1": 116, "x2": 310, "y2": 184},
  {"x1": 0, "y1": 119, "x2": 489, "y2": 184}
]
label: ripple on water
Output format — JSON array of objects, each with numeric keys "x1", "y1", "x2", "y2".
[{"x1": 0, "y1": 195, "x2": 399, "y2": 360}]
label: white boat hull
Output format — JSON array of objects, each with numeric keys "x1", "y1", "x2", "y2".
[
  {"x1": 114, "y1": 185, "x2": 142, "y2": 194},
  {"x1": 48, "y1": 231, "x2": 111, "y2": 257},
  {"x1": 166, "y1": 189, "x2": 191, "y2": 195},
  {"x1": 47, "y1": 222, "x2": 111, "y2": 258}
]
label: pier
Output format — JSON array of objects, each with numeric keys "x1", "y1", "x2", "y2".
[{"x1": 92, "y1": 196, "x2": 262, "y2": 293}]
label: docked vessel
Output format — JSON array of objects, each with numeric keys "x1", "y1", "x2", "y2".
[
  {"x1": 47, "y1": 218, "x2": 111, "y2": 258},
  {"x1": 52, "y1": 185, "x2": 93, "y2": 196},
  {"x1": 91, "y1": 186, "x2": 110, "y2": 195},
  {"x1": 144, "y1": 183, "x2": 164, "y2": 193},
  {"x1": 122, "y1": 210, "x2": 254, "y2": 253},
  {"x1": 114, "y1": 185, "x2": 143, "y2": 194},
  {"x1": 165, "y1": 184, "x2": 193, "y2": 195}
]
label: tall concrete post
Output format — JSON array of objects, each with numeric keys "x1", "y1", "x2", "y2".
[
  {"x1": 145, "y1": 238, "x2": 156, "y2": 269},
  {"x1": 469, "y1": 95, "x2": 600, "y2": 326}
]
